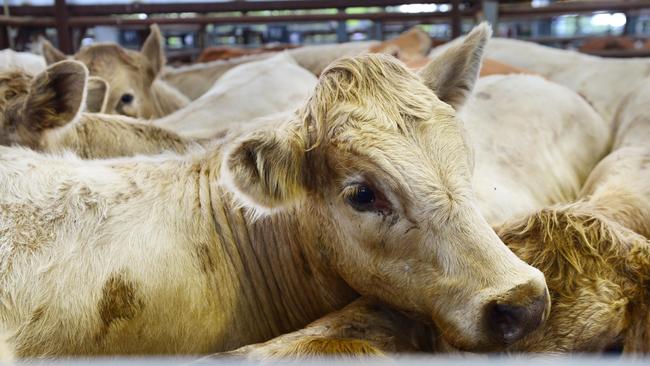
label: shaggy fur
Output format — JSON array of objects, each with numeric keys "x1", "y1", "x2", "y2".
[
  {"x1": 49, "y1": 114, "x2": 189, "y2": 159},
  {"x1": 226, "y1": 298, "x2": 441, "y2": 360},
  {"x1": 500, "y1": 205, "x2": 650, "y2": 353},
  {"x1": 42, "y1": 25, "x2": 189, "y2": 119},
  {"x1": 0, "y1": 26, "x2": 547, "y2": 356}
]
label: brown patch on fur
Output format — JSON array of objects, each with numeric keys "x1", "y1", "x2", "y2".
[
  {"x1": 197, "y1": 44, "x2": 298, "y2": 63},
  {"x1": 369, "y1": 27, "x2": 432, "y2": 64},
  {"x1": 96, "y1": 274, "x2": 143, "y2": 340}
]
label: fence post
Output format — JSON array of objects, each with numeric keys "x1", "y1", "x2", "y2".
[
  {"x1": 373, "y1": 20, "x2": 384, "y2": 40},
  {"x1": 482, "y1": 0, "x2": 499, "y2": 31},
  {"x1": 54, "y1": 0, "x2": 72, "y2": 53},
  {"x1": 451, "y1": 0, "x2": 462, "y2": 38},
  {"x1": 336, "y1": 8, "x2": 348, "y2": 43},
  {"x1": 0, "y1": 26, "x2": 8, "y2": 49}
]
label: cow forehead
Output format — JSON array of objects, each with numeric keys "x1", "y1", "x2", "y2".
[
  {"x1": 323, "y1": 121, "x2": 471, "y2": 203},
  {"x1": 76, "y1": 44, "x2": 141, "y2": 70}
]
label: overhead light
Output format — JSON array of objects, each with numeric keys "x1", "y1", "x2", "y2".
[{"x1": 398, "y1": 4, "x2": 438, "y2": 13}]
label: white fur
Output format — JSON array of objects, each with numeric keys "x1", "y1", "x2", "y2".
[
  {"x1": 465, "y1": 74, "x2": 611, "y2": 225},
  {"x1": 431, "y1": 37, "x2": 650, "y2": 125},
  {"x1": 0, "y1": 49, "x2": 46, "y2": 75},
  {"x1": 154, "y1": 53, "x2": 317, "y2": 139}
]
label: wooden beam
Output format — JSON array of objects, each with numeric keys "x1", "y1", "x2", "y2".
[
  {"x1": 0, "y1": 16, "x2": 55, "y2": 27},
  {"x1": 0, "y1": 26, "x2": 8, "y2": 49},
  {"x1": 54, "y1": 0, "x2": 72, "y2": 54},
  {"x1": 336, "y1": 8, "x2": 349, "y2": 43},
  {"x1": 482, "y1": 0, "x2": 499, "y2": 31},
  {"x1": 451, "y1": 0, "x2": 461, "y2": 38}
]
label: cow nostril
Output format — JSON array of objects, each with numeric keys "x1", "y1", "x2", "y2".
[
  {"x1": 486, "y1": 302, "x2": 527, "y2": 344},
  {"x1": 485, "y1": 295, "x2": 547, "y2": 346}
]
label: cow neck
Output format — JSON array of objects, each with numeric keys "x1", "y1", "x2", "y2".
[{"x1": 200, "y1": 149, "x2": 358, "y2": 347}]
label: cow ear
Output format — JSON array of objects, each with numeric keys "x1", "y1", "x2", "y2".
[
  {"x1": 41, "y1": 38, "x2": 67, "y2": 65},
  {"x1": 86, "y1": 76, "x2": 109, "y2": 113},
  {"x1": 222, "y1": 125, "x2": 307, "y2": 211},
  {"x1": 22, "y1": 60, "x2": 87, "y2": 132},
  {"x1": 418, "y1": 22, "x2": 491, "y2": 109},
  {"x1": 141, "y1": 24, "x2": 165, "y2": 76}
]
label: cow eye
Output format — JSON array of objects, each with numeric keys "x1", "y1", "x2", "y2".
[
  {"x1": 120, "y1": 93, "x2": 134, "y2": 104},
  {"x1": 345, "y1": 184, "x2": 376, "y2": 212}
]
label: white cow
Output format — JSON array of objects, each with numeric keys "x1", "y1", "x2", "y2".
[
  {"x1": 432, "y1": 37, "x2": 650, "y2": 125},
  {"x1": 162, "y1": 41, "x2": 376, "y2": 100},
  {"x1": 154, "y1": 52, "x2": 317, "y2": 139},
  {"x1": 465, "y1": 74, "x2": 610, "y2": 224},
  {"x1": 0, "y1": 49, "x2": 46, "y2": 75}
]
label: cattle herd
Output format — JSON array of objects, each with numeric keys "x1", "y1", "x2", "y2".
[{"x1": 0, "y1": 21, "x2": 647, "y2": 362}]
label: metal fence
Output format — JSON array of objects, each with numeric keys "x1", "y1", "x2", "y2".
[{"x1": 4, "y1": 0, "x2": 650, "y2": 58}]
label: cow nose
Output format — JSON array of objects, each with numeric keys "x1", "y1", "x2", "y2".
[{"x1": 485, "y1": 294, "x2": 547, "y2": 345}]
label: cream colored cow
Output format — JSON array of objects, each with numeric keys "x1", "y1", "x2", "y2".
[{"x1": 42, "y1": 25, "x2": 190, "y2": 119}]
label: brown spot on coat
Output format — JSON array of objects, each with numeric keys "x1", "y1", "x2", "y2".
[{"x1": 96, "y1": 274, "x2": 143, "y2": 340}]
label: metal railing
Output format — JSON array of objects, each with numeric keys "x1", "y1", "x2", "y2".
[{"x1": 2, "y1": 0, "x2": 650, "y2": 58}]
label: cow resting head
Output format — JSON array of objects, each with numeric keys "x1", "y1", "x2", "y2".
[{"x1": 221, "y1": 23, "x2": 550, "y2": 351}]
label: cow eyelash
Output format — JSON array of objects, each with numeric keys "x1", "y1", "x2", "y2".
[{"x1": 342, "y1": 182, "x2": 392, "y2": 214}]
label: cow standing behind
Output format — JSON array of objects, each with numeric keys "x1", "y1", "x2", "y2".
[{"x1": 42, "y1": 25, "x2": 189, "y2": 119}]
